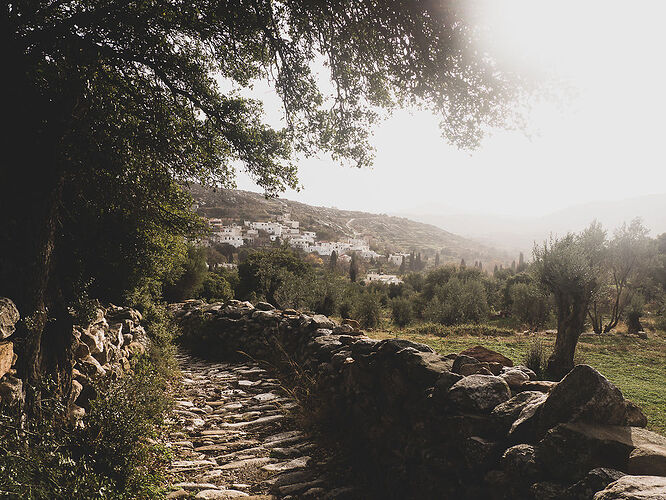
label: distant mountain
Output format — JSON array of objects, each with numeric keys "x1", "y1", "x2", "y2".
[
  {"x1": 188, "y1": 185, "x2": 508, "y2": 263},
  {"x1": 400, "y1": 193, "x2": 666, "y2": 256}
]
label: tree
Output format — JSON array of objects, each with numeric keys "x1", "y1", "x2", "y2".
[
  {"x1": 3, "y1": 1, "x2": 523, "y2": 406},
  {"x1": 329, "y1": 251, "x2": 338, "y2": 271},
  {"x1": 588, "y1": 219, "x2": 652, "y2": 333},
  {"x1": 399, "y1": 256, "x2": 407, "y2": 275},
  {"x1": 533, "y1": 225, "x2": 603, "y2": 379},
  {"x1": 517, "y1": 252, "x2": 527, "y2": 272},
  {"x1": 349, "y1": 253, "x2": 360, "y2": 283},
  {"x1": 435, "y1": 253, "x2": 440, "y2": 267}
]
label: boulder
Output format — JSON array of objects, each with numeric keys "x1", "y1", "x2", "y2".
[
  {"x1": 504, "y1": 364, "x2": 537, "y2": 380},
  {"x1": 513, "y1": 365, "x2": 645, "y2": 441},
  {"x1": 396, "y1": 349, "x2": 454, "y2": 387},
  {"x1": 73, "y1": 339, "x2": 91, "y2": 359},
  {"x1": 500, "y1": 444, "x2": 540, "y2": 481},
  {"x1": 311, "y1": 314, "x2": 337, "y2": 329},
  {"x1": 78, "y1": 354, "x2": 106, "y2": 378},
  {"x1": 593, "y1": 475, "x2": 666, "y2": 500},
  {"x1": 108, "y1": 322, "x2": 124, "y2": 346},
  {"x1": 0, "y1": 341, "x2": 14, "y2": 379},
  {"x1": 0, "y1": 375, "x2": 23, "y2": 405},
  {"x1": 374, "y1": 338, "x2": 435, "y2": 355},
  {"x1": 565, "y1": 468, "x2": 626, "y2": 500},
  {"x1": 500, "y1": 368, "x2": 530, "y2": 389},
  {"x1": 491, "y1": 391, "x2": 547, "y2": 431},
  {"x1": 255, "y1": 301, "x2": 275, "y2": 311},
  {"x1": 0, "y1": 298, "x2": 20, "y2": 339},
  {"x1": 448, "y1": 374, "x2": 511, "y2": 413},
  {"x1": 519, "y1": 380, "x2": 557, "y2": 393},
  {"x1": 459, "y1": 363, "x2": 494, "y2": 376},
  {"x1": 536, "y1": 422, "x2": 666, "y2": 481},
  {"x1": 341, "y1": 318, "x2": 361, "y2": 329},
  {"x1": 459, "y1": 345, "x2": 513, "y2": 367},
  {"x1": 452, "y1": 354, "x2": 480, "y2": 374},
  {"x1": 81, "y1": 326, "x2": 105, "y2": 355}
]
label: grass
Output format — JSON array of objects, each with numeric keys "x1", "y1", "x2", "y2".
[{"x1": 368, "y1": 326, "x2": 666, "y2": 436}]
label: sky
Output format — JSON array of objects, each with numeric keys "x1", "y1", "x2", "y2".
[{"x1": 234, "y1": 1, "x2": 666, "y2": 218}]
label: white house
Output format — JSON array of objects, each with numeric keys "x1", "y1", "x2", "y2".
[{"x1": 364, "y1": 273, "x2": 403, "y2": 285}]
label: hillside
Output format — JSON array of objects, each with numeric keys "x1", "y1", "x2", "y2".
[
  {"x1": 188, "y1": 185, "x2": 507, "y2": 263},
  {"x1": 401, "y1": 193, "x2": 666, "y2": 256}
]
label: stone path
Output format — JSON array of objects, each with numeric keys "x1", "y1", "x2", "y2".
[{"x1": 164, "y1": 352, "x2": 359, "y2": 499}]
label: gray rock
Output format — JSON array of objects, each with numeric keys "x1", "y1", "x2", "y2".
[
  {"x1": 0, "y1": 375, "x2": 23, "y2": 405},
  {"x1": 500, "y1": 368, "x2": 530, "y2": 388},
  {"x1": 565, "y1": 468, "x2": 626, "y2": 500},
  {"x1": 593, "y1": 475, "x2": 666, "y2": 500},
  {"x1": 491, "y1": 391, "x2": 547, "y2": 432},
  {"x1": 255, "y1": 301, "x2": 275, "y2": 311},
  {"x1": 501, "y1": 444, "x2": 540, "y2": 481},
  {"x1": 0, "y1": 298, "x2": 19, "y2": 339},
  {"x1": 452, "y1": 354, "x2": 480, "y2": 374},
  {"x1": 448, "y1": 374, "x2": 511, "y2": 413}
]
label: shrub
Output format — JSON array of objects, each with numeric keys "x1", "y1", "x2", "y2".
[
  {"x1": 0, "y1": 359, "x2": 172, "y2": 499},
  {"x1": 391, "y1": 297, "x2": 413, "y2": 327},
  {"x1": 338, "y1": 299, "x2": 353, "y2": 319},
  {"x1": 509, "y1": 282, "x2": 552, "y2": 330},
  {"x1": 353, "y1": 293, "x2": 381, "y2": 329},
  {"x1": 524, "y1": 337, "x2": 549, "y2": 378},
  {"x1": 200, "y1": 271, "x2": 234, "y2": 303}
]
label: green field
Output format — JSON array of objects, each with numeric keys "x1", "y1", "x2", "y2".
[{"x1": 368, "y1": 327, "x2": 666, "y2": 435}]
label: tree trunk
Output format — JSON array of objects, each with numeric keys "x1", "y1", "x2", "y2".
[{"x1": 547, "y1": 297, "x2": 587, "y2": 380}]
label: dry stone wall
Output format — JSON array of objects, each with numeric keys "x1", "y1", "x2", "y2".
[
  {"x1": 174, "y1": 299, "x2": 666, "y2": 499},
  {"x1": 0, "y1": 297, "x2": 150, "y2": 426}
]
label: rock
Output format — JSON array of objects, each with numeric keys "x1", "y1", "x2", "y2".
[
  {"x1": 397, "y1": 349, "x2": 454, "y2": 386},
  {"x1": 536, "y1": 422, "x2": 666, "y2": 481},
  {"x1": 73, "y1": 339, "x2": 91, "y2": 359},
  {"x1": 452, "y1": 354, "x2": 480, "y2": 374},
  {"x1": 128, "y1": 341, "x2": 146, "y2": 357},
  {"x1": 341, "y1": 318, "x2": 360, "y2": 329},
  {"x1": 593, "y1": 475, "x2": 666, "y2": 500},
  {"x1": 81, "y1": 326, "x2": 105, "y2": 355},
  {"x1": 459, "y1": 362, "x2": 494, "y2": 376},
  {"x1": 459, "y1": 345, "x2": 513, "y2": 367},
  {"x1": 448, "y1": 374, "x2": 511, "y2": 413},
  {"x1": 432, "y1": 371, "x2": 464, "y2": 399},
  {"x1": 503, "y1": 364, "x2": 537, "y2": 380},
  {"x1": 166, "y1": 490, "x2": 189, "y2": 499},
  {"x1": 195, "y1": 490, "x2": 249, "y2": 499},
  {"x1": 491, "y1": 391, "x2": 547, "y2": 432},
  {"x1": 311, "y1": 314, "x2": 337, "y2": 329},
  {"x1": 0, "y1": 298, "x2": 20, "y2": 339},
  {"x1": 565, "y1": 468, "x2": 626, "y2": 500},
  {"x1": 624, "y1": 400, "x2": 648, "y2": 427},
  {"x1": 500, "y1": 368, "x2": 530, "y2": 388},
  {"x1": 374, "y1": 338, "x2": 435, "y2": 354},
  {"x1": 529, "y1": 481, "x2": 566, "y2": 500},
  {"x1": 255, "y1": 302, "x2": 275, "y2": 311},
  {"x1": 78, "y1": 354, "x2": 106, "y2": 378},
  {"x1": 519, "y1": 380, "x2": 557, "y2": 393},
  {"x1": 500, "y1": 444, "x2": 540, "y2": 481},
  {"x1": 0, "y1": 341, "x2": 14, "y2": 379},
  {"x1": 514, "y1": 365, "x2": 643, "y2": 441},
  {"x1": 108, "y1": 322, "x2": 124, "y2": 346},
  {"x1": 70, "y1": 379, "x2": 83, "y2": 404},
  {"x1": 0, "y1": 375, "x2": 23, "y2": 405},
  {"x1": 262, "y1": 456, "x2": 310, "y2": 472}
]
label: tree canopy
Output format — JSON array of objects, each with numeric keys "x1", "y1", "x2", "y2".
[{"x1": 2, "y1": 0, "x2": 523, "y2": 394}]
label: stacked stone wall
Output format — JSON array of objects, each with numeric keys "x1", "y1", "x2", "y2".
[{"x1": 173, "y1": 299, "x2": 666, "y2": 499}]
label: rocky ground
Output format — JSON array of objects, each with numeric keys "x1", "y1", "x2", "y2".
[{"x1": 164, "y1": 351, "x2": 360, "y2": 499}]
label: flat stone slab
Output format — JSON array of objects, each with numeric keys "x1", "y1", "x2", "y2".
[
  {"x1": 262, "y1": 456, "x2": 310, "y2": 472},
  {"x1": 219, "y1": 457, "x2": 273, "y2": 470}
]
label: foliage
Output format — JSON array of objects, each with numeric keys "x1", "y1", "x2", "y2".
[
  {"x1": 0, "y1": 359, "x2": 172, "y2": 499},
  {"x1": 353, "y1": 293, "x2": 382, "y2": 329},
  {"x1": 237, "y1": 247, "x2": 309, "y2": 304},
  {"x1": 200, "y1": 271, "x2": 235, "y2": 303},
  {"x1": 390, "y1": 297, "x2": 413, "y2": 327},
  {"x1": 163, "y1": 244, "x2": 209, "y2": 302},
  {"x1": 509, "y1": 281, "x2": 552, "y2": 330},
  {"x1": 523, "y1": 337, "x2": 549, "y2": 378}
]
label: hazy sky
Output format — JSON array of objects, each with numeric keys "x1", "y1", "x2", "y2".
[{"x1": 234, "y1": 1, "x2": 666, "y2": 218}]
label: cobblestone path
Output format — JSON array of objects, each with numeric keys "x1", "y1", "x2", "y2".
[{"x1": 164, "y1": 351, "x2": 359, "y2": 499}]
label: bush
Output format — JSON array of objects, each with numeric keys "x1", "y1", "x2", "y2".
[
  {"x1": 524, "y1": 337, "x2": 549, "y2": 378},
  {"x1": 353, "y1": 293, "x2": 381, "y2": 329},
  {"x1": 200, "y1": 271, "x2": 234, "y2": 303},
  {"x1": 338, "y1": 298, "x2": 353, "y2": 319},
  {"x1": 0, "y1": 359, "x2": 172, "y2": 499},
  {"x1": 509, "y1": 282, "x2": 552, "y2": 330},
  {"x1": 391, "y1": 297, "x2": 413, "y2": 327}
]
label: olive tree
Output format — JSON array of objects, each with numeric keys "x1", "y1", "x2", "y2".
[{"x1": 533, "y1": 223, "x2": 604, "y2": 378}]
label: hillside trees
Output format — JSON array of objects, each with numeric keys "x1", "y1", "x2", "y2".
[
  {"x1": 588, "y1": 219, "x2": 652, "y2": 333},
  {"x1": 3, "y1": 0, "x2": 523, "y2": 405},
  {"x1": 533, "y1": 225, "x2": 604, "y2": 378}
]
